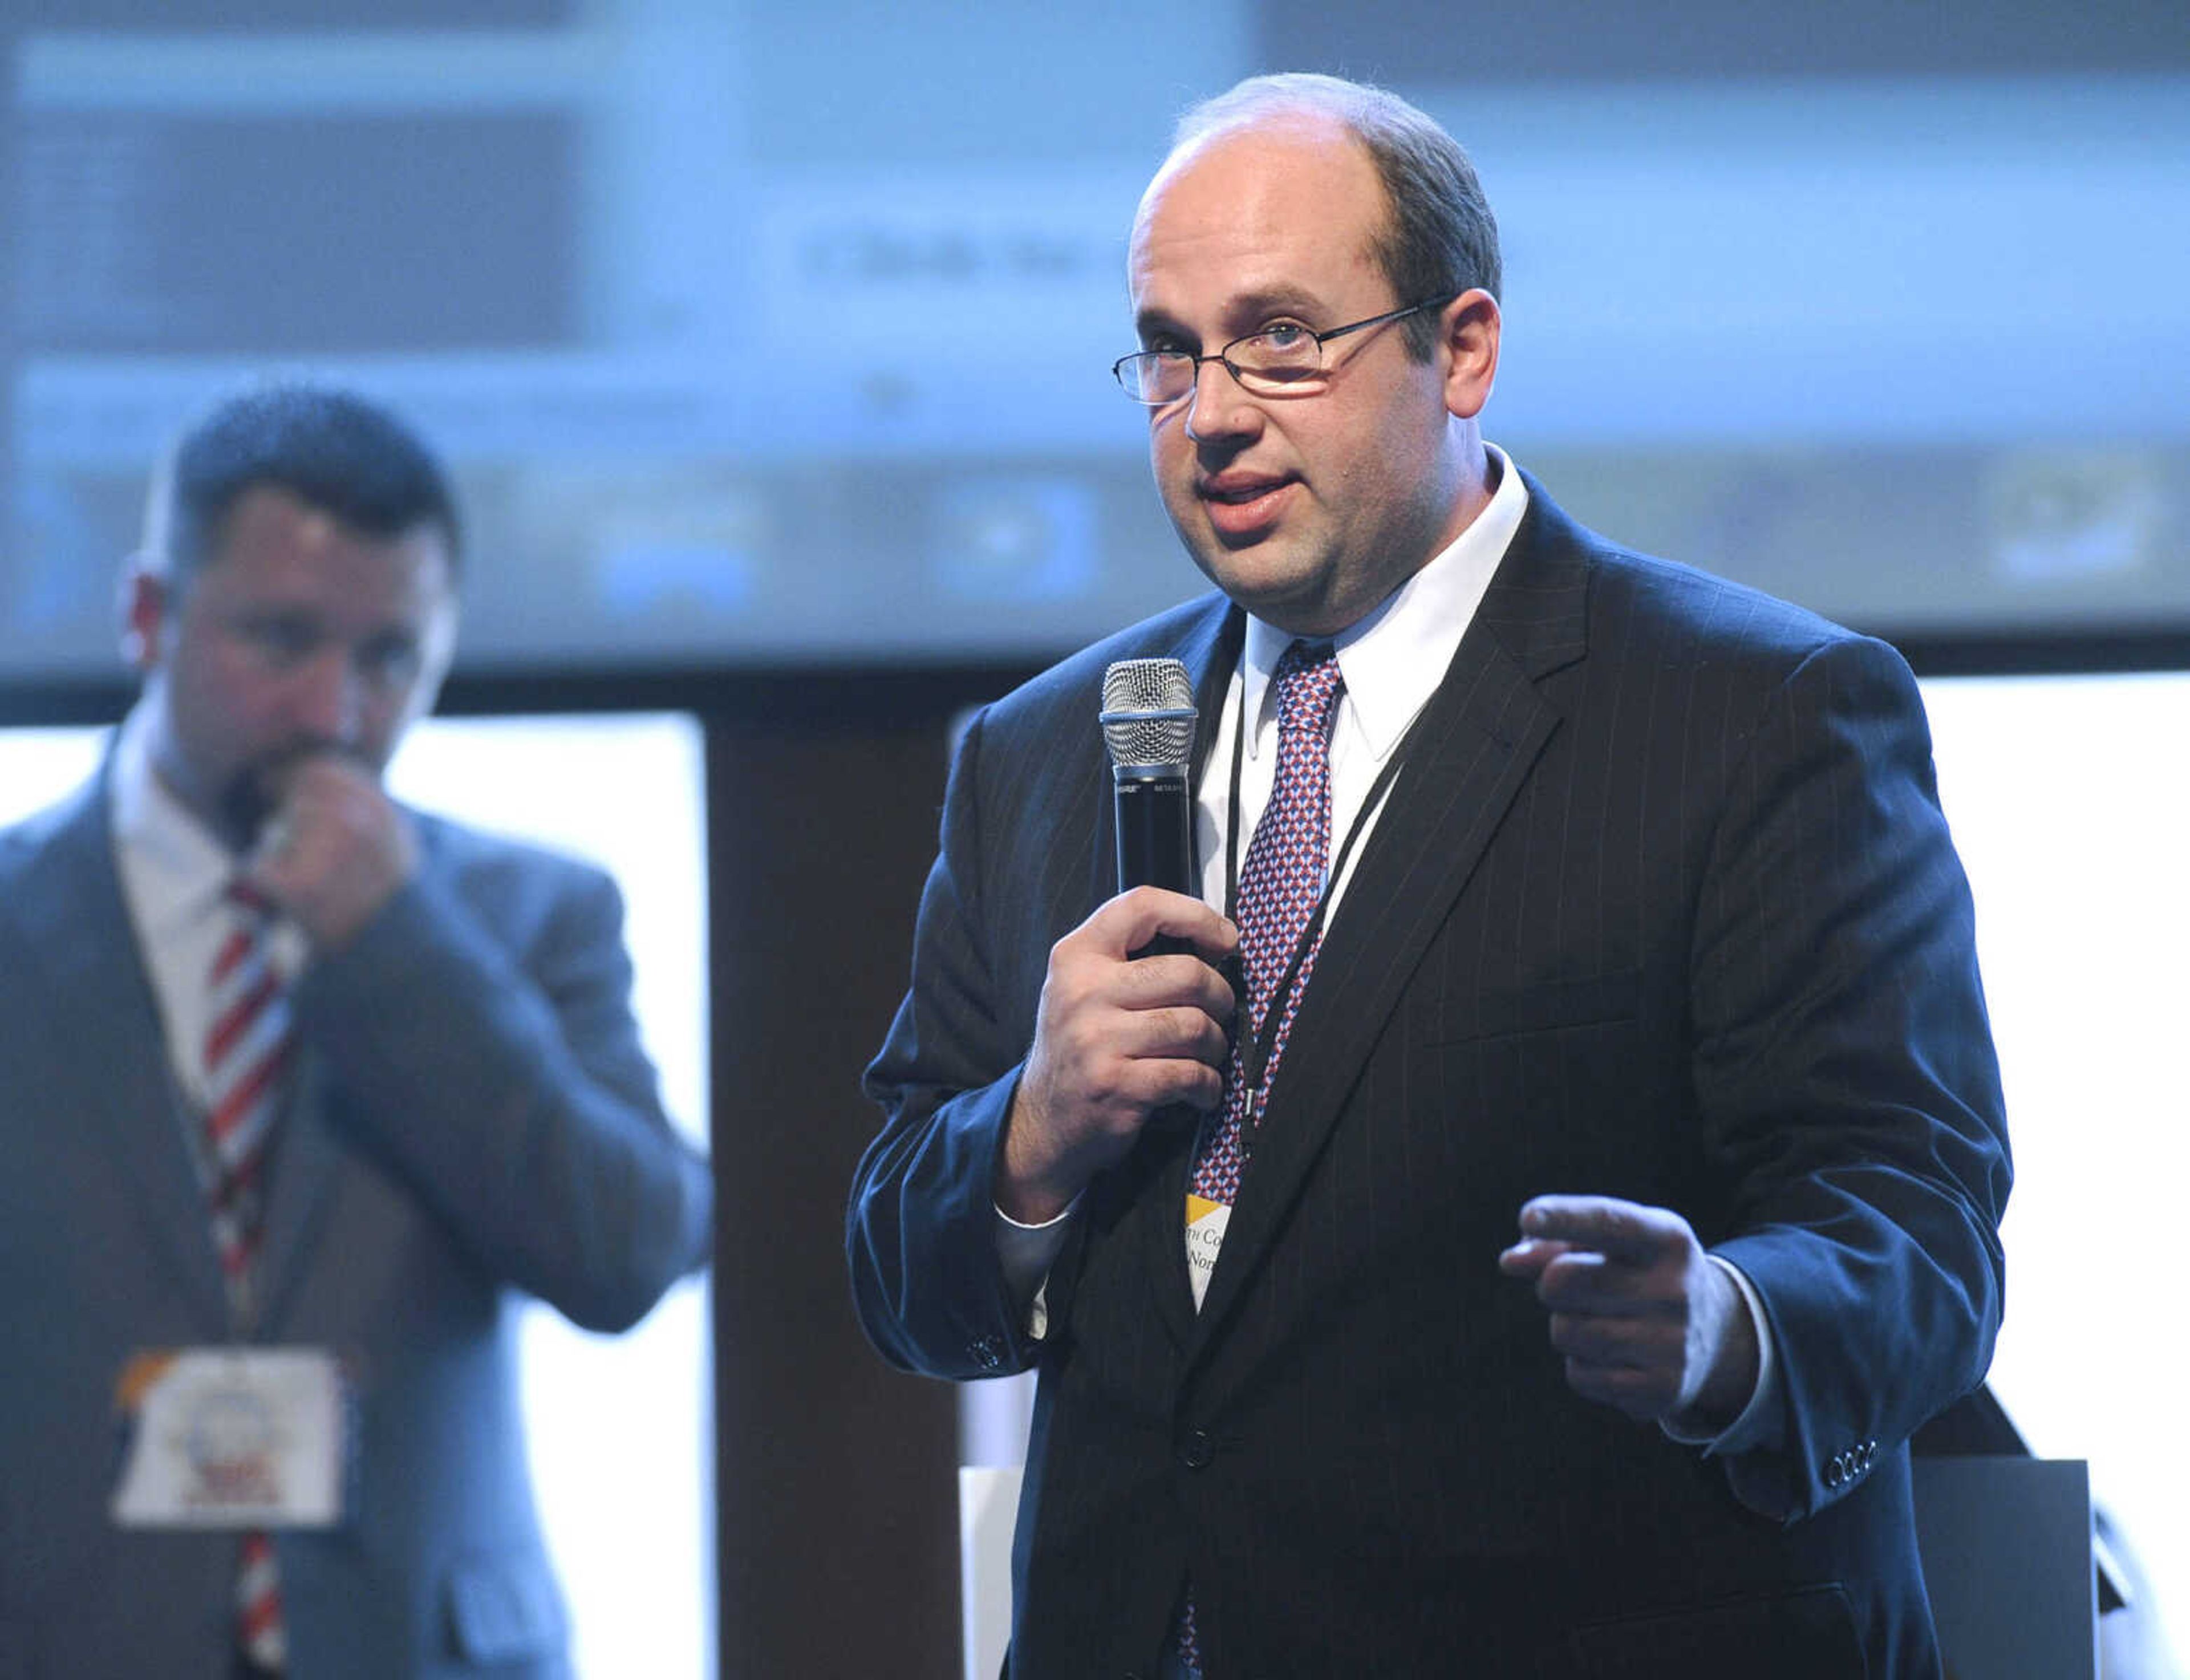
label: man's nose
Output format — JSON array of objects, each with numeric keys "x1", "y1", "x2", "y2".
[
  {"x1": 288, "y1": 647, "x2": 363, "y2": 742},
  {"x1": 1182, "y1": 358, "x2": 1259, "y2": 445}
]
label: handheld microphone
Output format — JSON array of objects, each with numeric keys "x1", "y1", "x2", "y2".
[{"x1": 1098, "y1": 660, "x2": 1198, "y2": 944}]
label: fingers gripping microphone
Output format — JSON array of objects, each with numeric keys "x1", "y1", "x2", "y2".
[{"x1": 1100, "y1": 659, "x2": 1198, "y2": 919}]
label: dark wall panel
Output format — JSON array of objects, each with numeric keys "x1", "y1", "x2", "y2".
[{"x1": 708, "y1": 713, "x2": 964, "y2": 1680}]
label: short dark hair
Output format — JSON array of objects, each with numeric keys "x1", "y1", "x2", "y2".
[
  {"x1": 142, "y1": 382, "x2": 461, "y2": 585},
  {"x1": 1171, "y1": 73, "x2": 1502, "y2": 360}
]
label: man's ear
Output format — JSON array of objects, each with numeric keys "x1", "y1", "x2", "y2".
[
  {"x1": 118, "y1": 557, "x2": 172, "y2": 678},
  {"x1": 1439, "y1": 288, "x2": 1501, "y2": 421}
]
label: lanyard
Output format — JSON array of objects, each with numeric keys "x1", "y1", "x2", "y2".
[{"x1": 1222, "y1": 659, "x2": 1423, "y2": 1102}]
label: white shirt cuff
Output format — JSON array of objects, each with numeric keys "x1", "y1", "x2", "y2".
[
  {"x1": 996, "y1": 1199, "x2": 1076, "y2": 1339},
  {"x1": 1661, "y1": 1253, "x2": 1783, "y2": 1455}
]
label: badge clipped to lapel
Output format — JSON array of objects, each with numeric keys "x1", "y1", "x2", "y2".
[{"x1": 111, "y1": 1348, "x2": 348, "y2": 1529}]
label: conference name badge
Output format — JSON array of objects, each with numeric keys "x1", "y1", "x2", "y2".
[
  {"x1": 1186, "y1": 1194, "x2": 1231, "y2": 1312},
  {"x1": 111, "y1": 1348, "x2": 347, "y2": 1529}
]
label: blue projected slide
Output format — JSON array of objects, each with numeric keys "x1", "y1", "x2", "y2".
[{"x1": 6, "y1": 6, "x2": 2187, "y2": 676}]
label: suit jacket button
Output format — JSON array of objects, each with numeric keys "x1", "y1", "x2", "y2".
[
  {"x1": 970, "y1": 1335, "x2": 1002, "y2": 1372},
  {"x1": 1179, "y1": 1429, "x2": 1215, "y2": 1470}
]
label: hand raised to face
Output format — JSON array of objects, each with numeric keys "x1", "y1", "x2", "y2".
[{"x1": 241, "y1": 751, "x2": 420, "y2": 953}]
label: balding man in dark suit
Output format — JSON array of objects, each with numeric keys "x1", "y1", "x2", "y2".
[{"x1": 849, "y1": 74, "x2": 2008, "y2": 1679}]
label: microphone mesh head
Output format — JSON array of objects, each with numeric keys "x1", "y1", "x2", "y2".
[{"x1": 1100, "y1": 658, "x2": 1197, "y2": 768}]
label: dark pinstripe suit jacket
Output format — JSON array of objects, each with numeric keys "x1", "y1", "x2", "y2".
[{"x1": 849, "y1": 477, "x2": 2010, "y2": 1679}]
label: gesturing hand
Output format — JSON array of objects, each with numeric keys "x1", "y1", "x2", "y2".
[
  {"x1": 244, "y1": 753, "x2": 420, "y2": 953},
  {"x1": 1498, "y1": 1194, "x2": 1759, "y2": 1430},
  {"x1": 999, "y1": 887, "x2": 1238, "y2": 1224}
]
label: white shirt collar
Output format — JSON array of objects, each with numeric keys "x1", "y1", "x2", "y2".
[
  {"x1": 108, "y1": 700, "x2": 241, "y2": 948},
  {"x1": 1239, "y1": 441, "x2": 1530, "y2": 758}
]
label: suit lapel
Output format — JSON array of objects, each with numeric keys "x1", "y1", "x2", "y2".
[
  {"x1": 1189, "y1": 486, "x2": 1592, "y2": 1349},
  {"x1": 1185, "y1": 606, "x2": 1248, "y2": 792},
  {"x1": 254, "y1": 1046, "x2": 344, "y2": 1333},
  {"x1": 11, "y1": 776, "x2": 232, "y2": 1333}
]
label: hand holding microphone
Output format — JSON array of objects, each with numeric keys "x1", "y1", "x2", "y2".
[{"x1": 995, "y1": 660, "x2": 1238, "y2": 1223}]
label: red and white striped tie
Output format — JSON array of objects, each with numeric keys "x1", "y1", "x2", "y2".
[{"x1": 203, "y1": 880, "x2": 292, "y2": 1672}]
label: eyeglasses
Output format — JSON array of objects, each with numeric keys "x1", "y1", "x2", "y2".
[{"x1": 1112, "y1": 293, "x2": 1459, "y2": 405}]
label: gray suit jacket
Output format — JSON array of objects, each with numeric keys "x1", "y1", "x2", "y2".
[{"x1": 0, "y1": 766, "x2": 713, "y2": 1679}]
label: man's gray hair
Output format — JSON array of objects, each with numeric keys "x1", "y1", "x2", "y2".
[{"x1": 1172, "y1": 72, "x2": 1502, "y2": 360}]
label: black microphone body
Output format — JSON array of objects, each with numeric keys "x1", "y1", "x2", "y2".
[
  {"x1": 1113, "y1": 768, "x2": 1195, "y2": 899},
  {"x1": 1100, "y1": 658, "x2": 1200, "y2": 957},
  {"x1": 1114, "y1": 768, "x2": 1195, "y2": 959}
]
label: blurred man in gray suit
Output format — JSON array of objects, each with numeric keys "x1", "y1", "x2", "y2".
[
  {"x1": 0, "y1": 384, "x2": 712, "y2": 1679},
  {"x1": 849, "y1": 74, "x2": 2010, "y2": 1678}
]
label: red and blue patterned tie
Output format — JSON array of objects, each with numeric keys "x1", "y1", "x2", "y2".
[
  {"x1": 1178, "y1": 640, "x2": 1343, "y2": 1672},
  {"x1": 1190, "y1": 639, "x2": 1344, "y2": 1207},
  {"x1": 204, "y1": 880, "x2": 292, "y2": 1672}
]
